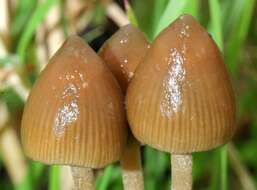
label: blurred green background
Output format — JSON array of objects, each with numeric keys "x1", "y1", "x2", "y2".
[{"x1": 0, "y1": 0, "x2": 256, "y2": 189}]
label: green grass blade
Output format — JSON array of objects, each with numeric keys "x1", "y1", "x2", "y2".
[
  {"x1": 83, "y1": 27, "x2": 103, "y2": 43},
  {"x1": 154, "y1": 0, "x2": 188, "y2": 38},
  {"x1": 96, "y1": 165, "x2": 114, "y2": 190},
  {"x1": 59, "y1": 0, "x2": 69, "y2": 37},
  {"x1": 11, "y1": 0, "x2": 37, "y2": 38},
  {"x1": 225, "y1": 0, "x2": 256, "y2": 75},
  {"x1": 93, "y1": 3, "x2": 106, "y2": 25},
  {"x1": 124, "y1": 0, "x2": 139, "y2": 26},
  {"x1": 153, "y1": 0, "x2": 199, "y2": 39},
  {"x1": 48, "y1": 166, "x2": 60, "y2": 190},
  {"x1": 210, "y1": 147, "x2": 228, "y2": 190},
  {"x1": 220, "y1": 146, "x2": 228, "y2": 190},
  {"x1": 16, "y1": 162, "x2": 45, "y2": 190},
  {"x1": 16, "y1": 0, "x2": 58, "y2": 62},
  {"x1": 208, "y1": 1, "x2": 229, "y2": 189},
  {"x1": 144, "y1": 147, "x2": 157, "y2": 190},
  {"x1": 209, "y1": 0, "x2": 223, "y2": 51},
  {"x1": 156, "y1": 152, "x2": 169, "y2": 176},
  {"x1": 210, "y1": 150, "x2": 219, "y2": 190},
  {"x1": 150, "y1": 0, "x2": 169, "y2": 40},
  {"x1": 221, "y1": 0, "x2": 243, "y2": 39},
  {"x1": 183, "y1": 0, "x2": 200, "y2": 19},
  {"x1": 131, "y1": 0, "x2": 168, "y2": 41}
]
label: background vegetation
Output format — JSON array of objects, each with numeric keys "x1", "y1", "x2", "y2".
[{"x1": 0, "y1": 0, "x2": 256, "y2": 189}]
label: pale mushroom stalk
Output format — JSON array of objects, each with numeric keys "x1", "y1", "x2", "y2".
[
  {"x1": 71, "y1": 167, "x2": 94, "y2": 190},
  {"x1": 171, "y1": 154, "x2": 192, "y2": 190},
  {"x1": 120, "y1": 135, "x2": 144, "y2": 190},
  {"x1": 60, "y1": 166, "x2": 73, "y2": 190}
]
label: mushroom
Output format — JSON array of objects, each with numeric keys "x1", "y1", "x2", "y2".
[
  {"x1": 21, "y1": 36, "x2": 126, "y2": 190},
  {"x1": 99, "y1": 24, "x2": 150, "y2": 93},
  {"x1": 99, "y1": 24, "x2": 149, "y2": 190},
  {"x1": 126, "y1": 15, "x2": 236, "y2": 190}
]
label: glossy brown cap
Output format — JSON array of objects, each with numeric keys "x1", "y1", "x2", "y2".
[
  {"x1": 21, "y1": 36, "x2": 126, "y2": 168},
  {"x1": 99, "y1": 24, "x2": 149, "y2": 93},
  {"x1": 126, "y1": 15, "x2": 236, "y2": 153}
]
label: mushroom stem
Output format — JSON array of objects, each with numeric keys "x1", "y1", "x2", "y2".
[
  {"x1": 71, "y1": 167, "x2": 94, "y2": 190},
  {"x1": 171, "y1": 154, "x2": 192, "y2": 190},
  {"x1": 120, "y1": 135, "x2": 144, "y2": 190}
]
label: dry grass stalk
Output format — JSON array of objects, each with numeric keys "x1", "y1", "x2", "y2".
[
  {"x1": 228, "y1": 143, "x2": 256, "y2": 190},
  {"x1": 106, "y1": 2, "x2": 129, "y2": 27},
  {"x1": 0, "y1": 65, "x2": 29, "y2": 100},
  {"x1": 0, "y1": 0, "x2": 10, "y2": 49},
  {"x1": 36, "y1": 23, "x2": 48, "y2": 71},
  {"x1": 0, "y1": 1, "x2": 28, "y2": 186},
  {"x1": 0, "y1": 126, "x2": 27, "y2": 185},
  {"x1": 0, "y1": 102, "x2": 27, "y2": 185},
  {"x1": 65, "y1": 0, "x2": 89, "y2": 33}
]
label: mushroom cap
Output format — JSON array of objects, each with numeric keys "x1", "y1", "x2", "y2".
[
  {"x1": 99, "y1": 25, "x2": 149, "y2": 147},
  {"x1": 126, "y1": 15, "x2": 236, "y2": 154},
  {"x1": 21, "y1": 36, "x2": 126, "y2": 168},
  {"x1": 99, "y1": 24, "x2": 149, "y2": 93}
]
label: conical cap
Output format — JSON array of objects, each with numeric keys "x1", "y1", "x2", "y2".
[
  {"x1": 21, "y1": 36, "x2": 126, "y2": 168},
  {"x1": 126, "y1": 15, "x2": 236, "y2": 153},
  {"x1": 99, "y1": 24, "x2": 149, "y2": 157},
  {"x1": 99, "y1": 24, "x2": 149, "y2": 92}
]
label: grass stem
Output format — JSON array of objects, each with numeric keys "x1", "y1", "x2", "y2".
[{"x1": 220, "y1": 146, "x2": 228, "y2": 190}]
